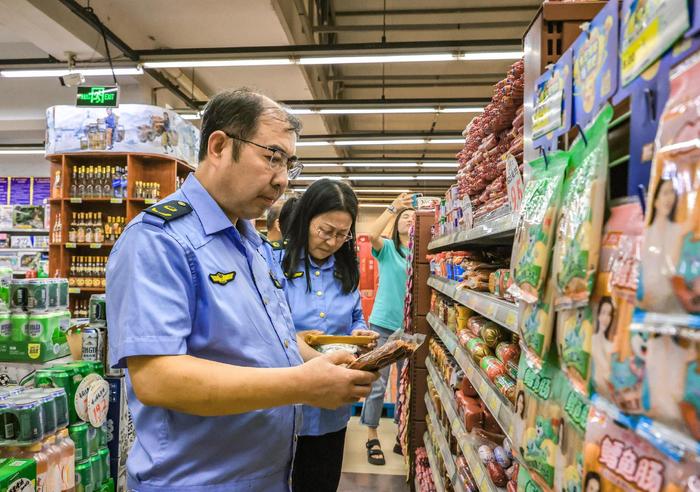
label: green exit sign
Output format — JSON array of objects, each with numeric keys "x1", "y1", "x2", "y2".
[{"x1": 76, "y1": 86, "x2": 119, "y2": 108}]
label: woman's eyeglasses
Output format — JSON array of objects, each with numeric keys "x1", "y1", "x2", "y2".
[{"x1": 316, "y1": 225, "x2": 353, "y2": 243}]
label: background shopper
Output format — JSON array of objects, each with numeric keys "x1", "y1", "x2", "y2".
[
  {"x1": 361, "y1": 192, "x2": 416, "y2": 465},
  {"x1": 282, "y1": 178, "x2": 378, "y2": 492},
  {"x1": 107, "y1": 89, "x2": 377, "y2": 492}
]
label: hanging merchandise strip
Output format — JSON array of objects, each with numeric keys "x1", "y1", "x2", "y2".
[
  {"x1": 428, "y1": 276, "x2": 518, "y2": 334},
  {"x1": 424, "y1": 390, "x2": 466, "y2": 492},
  {"x1": 402, "y1": 222, "x2": 416, "y2": 333},
  {"x1": 427, "y1": 312, "x2": 515, "y2": 439},
  {"x1": 426, "y1": 357, "x2": 506, "y2": 492},
  {"x1": 423, "y1": 430, "x2": 447, "y2": 492}
]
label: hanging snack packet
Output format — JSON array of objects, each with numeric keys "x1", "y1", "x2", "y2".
[
  {"x1": 513, "y1": 352, "x2": 562, "y2": 491},
  {"x1": 557, "y1": 305, "x2": 594, "y2": 396},
  {"x1": 591, "y1": 200, "x2": 646, "y2": 413},
  {"x1": 518, "y1": 463, "x2": 545, "y2": 492},
  {"x1": 552, "y1": 104, "x2": 613, "y2": 311},
  {"x1": 638, "y1": 51, "x2": 700, "y2": 319},
  {"x1": 583, "y1": 408, "x2": 700, "y2": 492},
  {"x1": 519, "y1": 276, "x2": 556, "y2": 361},
  {"x1": 556, "y1": 372, "x2": 591, "y2": 492},
  {"x1": 510, "y1": 151, "x2": 569, "y2": 304}
]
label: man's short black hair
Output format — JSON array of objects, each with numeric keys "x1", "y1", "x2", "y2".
[
  {"x1": 266, "y1": 204, "x2": 282, "y2": 231},
  {"x1": 198, "y1": 88, "x2": 302, "y2": 162}
]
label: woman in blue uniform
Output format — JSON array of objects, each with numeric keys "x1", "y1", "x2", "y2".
[{"x1": 283, "y1": 179, "x2": 377, "y2": 492}]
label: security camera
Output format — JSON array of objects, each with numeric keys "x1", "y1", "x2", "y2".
[{"x1": 60, "y1": 72, "x2": 86, "y2": 87}]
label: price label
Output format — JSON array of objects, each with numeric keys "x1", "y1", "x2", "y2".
[
  {"x1": 479, "y1": 379, "x2": 489, "y2": 396},
  {"x1": 109, "y1": 198, "x2": 123, "y2": 204},
  {"x1": 68, "y1": 288, "x2": 80, "y2": 294},
  {"x1": 69, "y1": 197, "x2": 82, "y2": 204},
  {"x1": 471, "y1": 458, "x2": 484, "y2": 482},
  {"x1": 487, "y1": 392, "x2": 502, "y2": 414},
  {"x1": 90, "y1": 243, "x2": 102, "y2": 249},
  {"x1": 144, "y1": 198, "x2": 157, "y2": 205},
  {"x1": 505, "y1": 311, "x2": 517, "y2": 328},
  {"x1": 486, "y1": 304, "x2": 497, "y2": 318},
  {"x1": 65, "y1": 243, "x2": 76, "y2": 249},
  {"x1": 505, "y1": 154, "x2": 524, "y2": 215}
]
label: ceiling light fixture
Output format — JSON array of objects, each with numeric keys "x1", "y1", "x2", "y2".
[
  {"x1": 0, "y1": 149, "x2": 44, "y2": 155},
  {"x1": 296, "y1": 137, "x2": 464, "y2": 147},
  {"x1": 287, "y1": 107, "x2": 483, "y2": 115},
  {"x1": 142, "y1": 58, "x2": 292, "y2": 68},
  {"x1": 0, "y1": 67, "x2": 143, "y2": 78},
  {"x1": 292, "y1": 187, "x2": 413, "y2": 193},
  {"x1": 292, "y1": 175, "x2": 454, "y2": 181}
]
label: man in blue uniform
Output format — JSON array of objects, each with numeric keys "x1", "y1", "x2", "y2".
[{"x1": 106, "y1": 89, "x2": 377, "y2": 492}]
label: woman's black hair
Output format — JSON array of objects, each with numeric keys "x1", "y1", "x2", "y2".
[
  {"x1": 596, "y1": 296, "x2": 616, "y2": 341},
  {"x1": 281, "y1": 179, "x2": 359, "y2": 294},
  {"x1": 278, "y1": 196, "x2": 299, "y2": 237},
  {"x1": 392, "y1": 207, "x2": 415, "y2": 258},
  {"x1": 649, "y1": 178, "x2": 678, "y2": 224}
]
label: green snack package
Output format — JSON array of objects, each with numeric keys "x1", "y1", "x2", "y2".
[
  {"x1": 0, "y1": 458, "x2": 36, "y2": 491},
  {"x1": 552, "y1": 105, "x2": 613, "y2": 311},
  {"x1": 556, "y1": 371, "x2": 591, "y2": 492},
  {"x1": 557, "y1": 305, "x2": 594, "y2": 396},
  {"x1": 518, "y1": 461, "x2": 545, "y2": 492},
  {"x1": 510, "y1": 151, "x2": 569, "y2": 304},
  {"x1": 519, "y1": 276, "x2": 556, "y2": 362}
]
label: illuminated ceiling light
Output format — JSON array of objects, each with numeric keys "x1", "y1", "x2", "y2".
[
  {"x1": 439, "y1": 107, "x2": 485, "y2": 113},
  {"x1": 296, "y1": 141, "x2": 331, "y2": 147},
  {"x1": 335, "y1": 139, "x2": 425, "y2": 146},
  {"x1": 462, "y1": 51, "x2": 524, "y2": 60},
  {"x1": 0, "y1": 67, "x2": 143, "y2": 78},
  {"x1": 289, "y1": 107, "x2": 484, "y2": 115},
  {"x1": 428, "y1": 138, "x2": 465, "y2": 144},
  {"x1": 420, "y1": 162, "x2": 458, "y2": 168},
  {"x1": 142, "y1": 58, "x2": 292, "y2": 68},
  {"x1": 298, "y1": 53, "x2": 458, "y2": 65},
  {"x1": 296, "y1": 137, "x2": 463, "y2": 147},
  {"x1": 343, "y1": 163, "x2": 419, "y2": 167},
  {"x1": 0, "y1": 149, "x2": 44, "y2": 155},
  {"x1": 293, "y1": 175, "x2": 454, "y2": 181},
  {"x1": 292, "y1": 187, "x2": 413, "y2": 193}
]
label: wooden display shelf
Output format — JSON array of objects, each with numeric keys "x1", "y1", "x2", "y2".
[{"x1": 49, "y1": 151, "x2": 194, "y2": 314}]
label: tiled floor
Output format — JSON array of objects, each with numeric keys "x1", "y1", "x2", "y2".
[{"x1": 339, "y1": 417, "x2": 410, "y2": 491}]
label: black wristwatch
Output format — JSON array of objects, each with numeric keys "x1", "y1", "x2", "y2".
[{"x1": 387, "y1": 205, "x2": 397, "y2": 214}]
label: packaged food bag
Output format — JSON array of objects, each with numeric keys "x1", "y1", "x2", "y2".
[
  {"x1": 510, "y1": 151, "x2": 569, "y2": 304},
  {"x1": 557, "y1": 305, "x2": 594, "y2": 396},
  {"x1": 556, "y1": 371, "x2": 591, "y2": 492},
  {"x1": 590, "y1": 199, "x2": 646, "y2": 413},
  {"x1": 638, "y1": 51, "x2": 700, "y2": 319},
  {"x1": 552, "y1": 104, "x2": 613, "y2": 310},
  {"x1": 519, "y1": 276, "x2": 556, "y2": 362},
  {"x1": 348, "y1": 330, "x2": 426, "y2": 372},
  {"x1": 583, "y1": 408, "x2": 700, "y2": 492},
  {"x1": 513, "y1": 352, "x2": 562, "y2": 491}
]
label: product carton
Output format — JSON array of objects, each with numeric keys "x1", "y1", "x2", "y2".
[{"x1": 0, "y1": 458, "x2": 36, "y2": 491}]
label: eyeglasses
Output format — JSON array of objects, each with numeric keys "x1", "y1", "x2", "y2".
[
  {"x1": 224, "y1": 132, "x2": 303, "y2": 179},
  {"x1": 316, "y1": 225, "x2": 353, "y2": 243}
]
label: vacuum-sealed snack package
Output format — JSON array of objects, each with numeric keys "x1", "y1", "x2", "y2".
[
  {"x1": 556, "y1": 372, "x2": 590, "y2": 492},
  {"x1": 510, "y1": 151, "x2": 569, "y2": 304},
  {"x1": 557, "y1": 306, "x2": 594, "y2": 395},
  {"x1": 552, "y1": 104, "x2": 613, "y2": 311},
  {"x1": 348, "y1": 330, "x2": 426, "y2": 372},
  {"x1": 519, "y1": 277, "x2": 556, "y2": 361},
  {"x1": 513, "y1": 352, "x2": 562, "y2": 491},
  {"x1": 583, "y1": 408, "x2": 700, "y2": 492},
  {"x1": 638, "y1": 51, "x2": 700, "y2": 319}
]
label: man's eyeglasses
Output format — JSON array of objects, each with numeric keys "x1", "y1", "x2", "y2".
[
  {"x1": 224, "y1": 132, "x2": 303, "y2": 179},
  {"x1": 316, "y1": 225, "x2": 353, "y2": 243}
]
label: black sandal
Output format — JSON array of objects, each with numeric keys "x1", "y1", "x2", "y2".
[
  {"x1": 366, "y1": 439, "x2": 386, "y2": 465},
  {"x1": 393, "y1": 437, "x2": 403, "y2": 456}
]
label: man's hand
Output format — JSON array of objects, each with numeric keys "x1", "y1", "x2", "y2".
[
  {"x1": 352, "y1": 329, "x2": 379, "y2": 352},
  {"x1": 298, "y1": 351, "x2": 379, "y2": 409}
]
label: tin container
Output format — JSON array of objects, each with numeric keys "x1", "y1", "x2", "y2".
[
  {"x1": 35, "y1": 368, "x2": 77, "y2": 423},
  {"x1": 0, "y1": 311, "x2": 10, "y2": 343},
  {"x1": 89, "y1": 294, "x2": 106, "y2": 325},
  {"x1": 81, "y1": 327, "x2": 104, "y2": 362},
  {"x1": 75, "y1": 458, "x2": 94, "y2": 492},
  {"x1": 46, "y1": 387, "x2": 69, "y2": 430},
  {"x1": 27, "y1": 278, "x2": 49, "y2": 312},
  {"x1": 0, "y1": 267, "x2": 12, "y2": 311},
  {"x1": 25, "y1": 312, "x2": 54, "y2": 343},
  {"x1": 57, "y1": 310, "x2": 71, "y2": 333},
  {"x1": 69, "y1": 422, "x2": 90, "y2": 461},
  {"x1": 5, "y1": 397, "x2": 44, "y2": 443},
  {"x1": 9, "y1": 279, "x2": 29, "y2": 311},
  {"x1": 90, "y1": 453, "x2": 103, "y2": 487},
  {"x1": 47, "y1": 278, "x2": 59, "y2": 310},
  {"x1": 23, "y1": 389, "x2": 57, "y2": 436},
  {"x1": 98, "y1": 447, "x2": 110, "y2": 483},
  {"x1": 10, "y1": 312, "x2": 28, "y2": 343},
  {"x1": 87, "y1": 424, "x2": 100, "y2": 457},
  {"x1": 57, "y1": 278, "x2": 69, "y2": 309}
]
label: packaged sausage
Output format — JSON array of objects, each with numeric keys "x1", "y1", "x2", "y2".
[
  {"x1": 496, "y1": 342, "x2": 521, "y2": 366},
  {"x1": 519, "y1": 277, "x2": 557, "y2": 361},
  {"x1": 552, "y1": 104, "x2": 613, "y2": 311},
  {"x1": 494, "y1": 374, "x2": 516, "y2": 403},
  {"x1": 583, "y1": 408, "x2": 700, "y2": 492},
  {"x1": 557, "y1": 305, "x2": 594, "y2": 396},
  {"x1": 510, "y1": 151, "x2": 569, "y2": 304},
  {"x1": 466, "y1": 338, "x2": 493, "y2": 363},
  {"x1": 481, "y1": 356, "x2": 507, "y2": 381},
  {"x1": 348, "y1": 331, "x2": 425, "y2": 371},
  {"x1": 638, "y1": 50, "x2": 700, "y2": 319},
  {"x1": 480, "y1": 323, "x2": 506, "y2": 349}
]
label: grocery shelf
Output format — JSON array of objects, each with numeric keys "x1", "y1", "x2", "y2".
[
  {"x1": 427, "y1": 312, "x2": 515, "y2": 440},
  {"x1": 0, "y1": 228, "x2": 49, "y2": 234},
  {"x1": 68, "y1": 286, "x2": 105, "y2": 294},
  {"x1": 67, "y1": 197, "x2": 126, "y2": 204},
  {"x1": 423, "y1": 431, "x2": 446, "y2": 492},
  {"x1": 425, "y1": 392, "x2": 465, "y2": 492},
  {"x1": 428, "y1": 276, "x2": 518, "y2": 333},
  {"x1": 64, "y1": 242, "x2": 116, "y2": 249},
  {"x1": 0, "y1": 248, "x2": 48, "y2": 253},
  {"x1": 428, "y1": 213, "x2": 516, "y2": 251},
  {"x1": 426, "y1": 357, "x2": 505, "y2": 492}
]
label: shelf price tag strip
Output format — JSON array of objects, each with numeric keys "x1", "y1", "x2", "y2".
[
  {"x1": 428, "y1": 213, "x2": 517, "y2": 251},
  {"x1": 425, "y1": 393, "x2": 465, "y2": 492},
  {"x1": 423, "y1": 431, "x2": 446, "y2": 492},
  {"x1": 428, "y1": 276, "x2": 517, "y2": 333}
]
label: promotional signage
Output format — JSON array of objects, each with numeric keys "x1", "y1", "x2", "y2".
[
  {"x1": 76, "y1": 86, "x2": 119, "y2": 108},
  {"x1": 572, "y1": 0, "x2": 619, "y2": 128}
]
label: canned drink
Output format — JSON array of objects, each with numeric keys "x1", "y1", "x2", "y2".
[
  {"x1": 69, "y1": 422, "x2": 90, "y2": 461},
  {"x1": 100, "y1": 477, "x2": 114, "y2": 492},
  {"x1": 90, "y1": 453, "x2": 103, "y2": 487},
  {"x1": 57, "y1": 279, "x2": 69, "y2": 309},
  {"x1": 98, "y1": 424, "x2": 108, "y2": 447},
  {"x1": 0, "y1": 385, "x2": 23, "y2": 400},
  {"x1": 89, "y1": 295, "x2": 106, "y2": 325},
  {"x1": 10, "y1": 312, "x2": 28, "y2": 343},
  {"x1": 24, "y1": 389, "x2": 57, "y2": 435},
  {"x1": 75, "y1": 458, "x2": 94, "y2": 492},
  {"x1": 35, "y1": 368, "x2": 78, "y2": 423},
  {"x1": 25, "y1": 312, "x2": 53, "y2": 343},
  {"x1": 0, "y1": 401, "x2": 11, "y2": 439},
  {"x1": 5, "y1": 397, "x2": 44, "y2": 443},
  {"x1": 46, "y1": 387, "x2": 69, "y2": 430},
  {"x1": 87, "y1": 424, "x2": 100, "y2": 457},
  {"x1": 57, "y1": 310, "x2": 71, "y2": 333},
  {"x1": 27, "y1": 279, "x2": 49, "y2": 312},
  {"x1": 0, "y1": 267, "x2": 12, "y2": 309},
  {"x1": 47, "y1": 278, "x2": 59, "y2": 310},
  {"x1": 98, "y1": 447, "x2": 110, "y2": 483},
  {"x1": 10, "y1": 279, "x2": 30, "y2": 310},
  {"x1": 81, "y1": 328, "x2": 103, "y2": 362},
  {"x1": 0, "y1": 311, "x2": 10, "y2": 342}
]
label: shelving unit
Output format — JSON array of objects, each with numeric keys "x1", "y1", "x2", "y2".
[
  {"x1": 427, "y1": 312, "x2": 515, "y2": 439},
  {"x1": 428, "y1": 213, "x2": 517, "y2": 251},
  {"x1": 47, "y1": 152, "x2": 195, "y2": 313},
  {"x1": 424, "y1": 431, "x2": 446, "y2": 492},
  {"x1": 428, "y1": 276, "x2": 518, "y2": 333},
  {"x1": 0, "y1": 228, "x2": 49, "y2": 234},
  {"x1": 425, "y1": 392, "x2": 464, "y2": 492}
]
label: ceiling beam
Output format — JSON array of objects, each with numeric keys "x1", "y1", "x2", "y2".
[
  {"x1": 334, "y1": 6, "x2": 539, "y2": 17},
  {"x1": 312, "y1": 21, "x2": 529, "y2": 32}
]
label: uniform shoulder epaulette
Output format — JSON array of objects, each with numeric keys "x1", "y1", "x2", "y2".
[
  {"x1": 144, "y1": 200, "x2": 193, "y2": 221},
  {"x1": 258, "y1": 232, "x2": 270, "y2": 245}
]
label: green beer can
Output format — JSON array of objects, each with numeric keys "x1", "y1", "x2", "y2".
[
  {"x1": 69, "y1": 422, "x2": 90, "y2": 461},
  {"x1": 89, "y1": 294, "x2": 106, "y2": 325},
  {"x1": 25, "y1": 312, "x2": 53, "y2": 343},
  {"x1": 75, "y1": 458, "x2": 94, "y2": 492},
  {"x1": 58, "y1": 278, "x2": 69, "y2": 309},
  {"x1": 98, "y1": 447, "x2": 110, "y2": 483},
  {"x1": 0, "y1": 267, "x2": 12, "y2": 310},
  {"x1": 10, "y1": 279, "x2": 30, "y2": 311},
  {"x1": 87, "y1": 424, "x2": 100, "y2": 456},
  {"x1": 23, "y1": 389, "x2": 57, "y2": 436},
  {"x1": 5, "y1": 397, "x2": 44, "y2": 443},
  {"x1": 10, "y1": 312, "x2": 28, "y2": 343},
  {"x1": 0, "y1": 311, "x2": 10, "y2": 343},
  {"x1": 27, "y1": 279, "x2": 49, "y2": 312},
  {"x1": 90, "y1": 454, "x2": 103, "y2": 488},
  {"x1": 47, "y1": 278, "x2": 59, "y2": 310}
]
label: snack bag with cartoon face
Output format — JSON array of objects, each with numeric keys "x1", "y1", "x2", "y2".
[
  {"x1": 514, "y1": 352, "x2": 562, "y2": 491},
  {"x1": 557, "y1": 306, "x2": 594, "y2": 395},
  {"x1": 519, "y1": 276, "x2": 556, "y2": 361},
  {"x1": 583, "y1": 408, "x2": 700, "y2": 492},
  {"x1": 552, "y1": 105, "x2": 613, "y2": 311},
  {"x1": 510, "y1": 152, "x2": 569, "y2": 304}
]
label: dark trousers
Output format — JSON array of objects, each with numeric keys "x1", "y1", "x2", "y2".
[{"x1": 292, "y1": 427, "x2": 347, "y2": 492}]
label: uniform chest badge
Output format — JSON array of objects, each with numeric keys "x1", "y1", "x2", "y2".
[
  {"x1": 209, "y1": 271, "x2": 236, "y2": 285},
  {"x1": 285, "y1": 271, "x2": 304, "y2": 279},
  {"x1": 269, "y1": 271, "x2": 283, "y2": 289}
]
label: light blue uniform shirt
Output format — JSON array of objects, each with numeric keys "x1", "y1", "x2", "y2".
[
  {"x1": 106, "y1": 174, "x2": 303, "y2": 492},
  {"x1": 283, "y1": 253, "x2": 366, "y2": 436}
]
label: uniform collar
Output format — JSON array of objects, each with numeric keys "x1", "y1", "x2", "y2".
[
  {"x1": 180, "y1": 175, "x2": 262, "y2": 247},
  {"x1": 305, "y1": 251, "x2": 335, "y2": 270}
]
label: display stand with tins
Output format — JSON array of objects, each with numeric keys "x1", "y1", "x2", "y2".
[{"x1": 47, "y1": 152, "x2": 195, "y2": 316}]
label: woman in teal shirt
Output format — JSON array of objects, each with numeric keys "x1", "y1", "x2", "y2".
[
  {"x1": 361, "y1": 192, "x2": 415, "y2": 465},
  {"x1": 283, "y1": 179, "x2": 377, "y2": 491}
]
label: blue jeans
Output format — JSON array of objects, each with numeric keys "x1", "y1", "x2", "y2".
[{"x1": 360, "y1": 324, "x2": 405, "y2": 429}]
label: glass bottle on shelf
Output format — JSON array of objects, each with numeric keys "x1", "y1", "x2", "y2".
[
  {"x1": 53, "y1": 170, "x2": 61, "y2": 198},
  {"x1": 68, "y1": 213, "x2": 77, "y2": 243},
  {"x1": 74, "y1": 257, "x2": 83, "y2": 287},
  {"x1": 76, "y1": 167, "x2": 85, "y2": 197},
  {"x1": 121, "y1": 167, "x2": 128, "y2": 198},
  {"x1": 84, "y1": 213, "x2": 93, "y2": 243},
  {"x1": 76, "y1": 213, "x2": 85, "y2": 243},
  {"x1": 103, "y1": 166, "x2": 112, "y2": 198},
  {"x1": 84, "y1": 257, "x2": 93, "y2": 288},
  {"x1": 85, "y1": 166, "x2": 94, "y2": 198},
  {"x1": 94, "y1": 213, "x2": 104, "y2": 243},
  {"x1": 94, "y1": 166, "x2": 102, "y2": 198}
]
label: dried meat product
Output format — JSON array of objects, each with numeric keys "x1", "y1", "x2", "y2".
[{"x1": 348, "y1": 339, "x2": 418, "y2": 371}]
